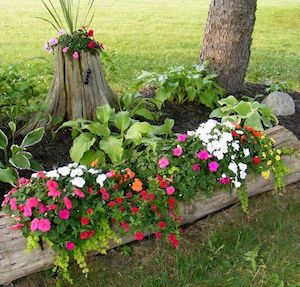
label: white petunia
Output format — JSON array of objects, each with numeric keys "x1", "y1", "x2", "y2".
[
  {"x1": 78, "y1": 165, "x2": 88, "y2": 170},
  {"x1": 70, "y1": 168, "x2": 84, "y2": 178},
  {"x1": 70, "y1": 177, "x2": 86, "y2": 188},
  {"x1": 238, "y1": 163, "x2": 247, "y2": 172},
  {"x1": 222, "y1": 132, "x2": 233, "y2": 143},
  {"x1": 228, "y1": 162, "x2": 238, "y2": 174},
  {"x1": 243, "y1": 148, "x2": 250, "y2": 157},
  {"x1": 88, "y1": 168, "x2": 100, "y2": 174},
  {"x1": 46, "y1": 169, "x2": 60, "y2": 179},
  {"x1": 31, "y1": 173, "x2": 38, "y2": 178},
  {"x1": 58, "y1": 166, "x2": 71, "y2": 176},
  {"x1": 234, "y1": 180, "x2": 241, "y2": 188},
  {"x1": 96, "y1": 174, "x2": 107, "y2": 187},
  {"x1": 213, "y1": 150, "x2": 224, "y2": 160},
  {"x1": 232, "y1": 141, "x2": 240, "y2": 151},
  {"x1": 68, "y1": 163, "x2": 79, "y2": 168},
  {"x1": 240, "y1": 171, "x2": 247, "y2": 180}
]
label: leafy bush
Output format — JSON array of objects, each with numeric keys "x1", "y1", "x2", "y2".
[
  {"x1": 0, "y1": 64, "x2": 49, "y2": 124},
  {"x1": 209, "y1": 95, "x2": 278, "y2": 131},
  {"x1": 58, "y1": 104, "x2": 173, "y2": 166},
  {"x1": 0, "y1": 122, "x2": 44, "y2": 184},
  {"x1": 263, "y1": 79, "x2": 290, "y2": 93},
  {"x1": 136, "y1": 63, "x2": 224, "y2": 109}
]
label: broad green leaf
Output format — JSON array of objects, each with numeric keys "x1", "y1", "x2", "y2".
[
  {"x1": 99, "y1": 137, "x2": 124, "y2": 164},
  {"x1": 244, "y1": 112, "x2": 264, "y2": 131},
  {"x1": 0, "y1": 167, "x2": 18, "y2": 184},
  {"x1": 56, "y1": 119, "x2": 86, "y2": 131},
  {"x1": 221, "y1": 115, "x2": 240, "y2": 124},
  {"x1": 11, "y1": 145, "x2": 25, "y2": 155},
  {"x1": 141, "y1": 137, "x2": 158, "y2": 151},
  {"x1": 8, "y1": 122, "x2": 16, "y2": 133},
  {"x1": 80, "y1": 150, "x2": 106, "y2": 167},
  {"x1": 261, "y1": 116, "x2": 272, "y2": 128},
  {"x1": 134, "y1": 108, "x2": 154, "y2": 121},
  {"x1": 125, "y1": 122, "x2": 154, "y2": 144},
  {"x1": 30, "y1": 159, "x2": 43, "y2": 171},
  {"x1": 0, "y1": 129, "x2": 8, "y2": 151},
  {"x1": 83, "y1": 122, "x2": 110, "y2": 137},
  {"x1": 9, "y1": 153, "x2": 31, "y2": 169},
  {"x1": 96, "y1": 104, "x2": 114, "y2": 124},
  {"x1": 21, "y1": 127, "x2": 44, "y2": 148},
  {"x1": 152, "y1": 119, "x2": 174, "y2": 136},
  {"x1": 186, "y1": 86, "x2": 196, "y2": 102},
  {"x1": 200, "y1": 92, "x2": 214, "y2": 109},
  {"x1": 209, "y1": 108, "x2": 225, "y2": 118},
  {"x1": 235, "y1": 101, "x2": 254, "y2": 118},
  {"x1": 218, "y1": 95, "x2": 239, "y2": 106},
  {"x1": 70, "y1": 133, "x2": 96, "y2": 163},
  {"x1": 114, "y1": 111, "x2": 131, "y2": 132}
]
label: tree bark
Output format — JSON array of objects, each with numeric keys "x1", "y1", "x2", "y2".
[
  {"x1": 200, "y1": 0, "x2": 257, "y2": 93},
  {"x1": 20, "y1": 47, "x2": 116, "y2": 133},
  {"x1": 1, "y1": 126, "x2": 299, "y2": 285}
]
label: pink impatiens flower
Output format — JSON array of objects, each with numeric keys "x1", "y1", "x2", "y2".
[
  {"x1": 219, "y1": 177, "x2": 231, "y2": 185},
  {"x1": 73, "y1": 188, "x2": 85, "y2": 198},
  {"x1": 26, "y1": 197, "x2": 39, "y2": 208},
  {"x1": 39, "y1": 203, "x2": 47, "y2": 214},
  {"x1": 30, "y1": 218, "x2": 40, "y2": 232},
  {"x1": 192, "y1": 163, "x2": 200, "y2": 172},
  {"x1": 18, "y1": 178, "x2": 30, "y2": 187},
  {"x1": 62, "y1": 47, "x2": 69, "y2": 53},
  {"x1": 9, "y1": 198, "x2": 17, "y2": 210},
  {"x1": 196, "y1": 150, "x2": 209, "y2": 160},
  {"x1": 166, "y1": 186, "x2": 175, "y2": 195},
  {"x1": 63, "y1": 196, "x2": 73, "y2": 210},
  {"x1": 158, "y1": 157, "x2": 170, "y2": 169},
  {"x1": 73, "y1": 51, "x2": 79, "y2": 60},
  {"x1": 66, "y1": 241, "x2": 75, "y2": 251},
  {"x1": 48, "y1": 188, "x2": 61, "y2": 198},
  {"x1": 59, "y1": 209, "x2": 70, "y2": 220},
  {"x1": 9, "y1": 223, "x2": 24, "y2": 231},
  {"x1": 173, "y1": 145, "x2": 183, "y2": 157},
  {"x1": 46, "y1": 180, "x2": 59, "y2": 190},
  {"x1": 38, "y1": 219, "x2": 51, "y2": 232},
  {"x1": 177, "y1": 134, "x2": 188, "y2": 142},
  {"x1": 208, "y1": 161, "x2": 219, "y2": 172},
  {"x1": 23, "y1": 206, "x2": 32, "y2": 217}
]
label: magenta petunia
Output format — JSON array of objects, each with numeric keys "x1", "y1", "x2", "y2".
[
  {"x1": 73, "y1": 188, "x2": 85, "y2": 198},
  {"x1": 196, "y1": 150, "x2": 209, "y2": 160},
  {"x1": 158, "y1": 157, "x2": 170, "y2": 169},
  {"x1": 59, "y1": 209, "x2": 70, "y2": 220},
  {"x1": 66, "y1": 241, "x2": 75, "y2": 251},
  {"x1": 173, "y1": 145, "x2": 183, "y2": 157},
  {"x1": 208, "y1": 161, "x2": 219, "y2": 172},
  {"x1": 26, "y1": 197, "x2": 39, "y2": 208},
  {"x1": 219, "y1": 177, "x2": 231, "y2": 185},
  {"x1": 38, "y1": 219, "x2": 51, "y2": 232},
  {"x1": 192, "y1": 163, "x2": 200, "y2": 171},
  {"x1": 63, "y1": 196, "x2": 73, "y2": 210},
  {"x1": 73, "y1": 51, "x2": 79, "y2": 60},
  {"x1": 9, "y1": 198, "x2": 17, "y2": 211},
  {"x1": 30, "y1": 218, "x2": 40, "y2": 232},
  {"x1": 177, "y1": 134, "x2": 188, "y2": 142},
  {"x1": 166, "y1": 186, "x2": 175, "y2": 195}
]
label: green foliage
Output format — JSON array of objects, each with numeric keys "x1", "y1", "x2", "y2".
[
  {"x1": 0, "y1": 122, "x2": 44, "y2": 184},
  {"x1": 40, "y1": 0, "x2": 95, "y2": 33},
  {"x1": 0, "y1": 64, "x2": 48, "y2": 124},
  {"x1": 136, "y1": 63, "x2": 224, "y2": 109},
  {"x1": 58, "y1": 104, "x2": 173, "y2": 166},
  {"x1": 209, "y1": 95, "x2": 278, "y2": 131},
  {"x1": 264, "y1": 79, "x2": 290, "y2": 93}
]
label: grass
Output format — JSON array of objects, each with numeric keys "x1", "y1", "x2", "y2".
[
  {"x1": 18, "y1": 184, "x2": 300, "y2": 287},
  {"x1": 0, "y1": 0, "x2": 300, "y2": 92}
]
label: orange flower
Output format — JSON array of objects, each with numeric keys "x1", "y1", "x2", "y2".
[
  {"x1": 245, "y1": 126, "x2": 254, "y2": 132},
  {"x1": 125, "y1": 168, "x2": 135, "y2": 179},
  {"x1": 235, "y1": 124, "x2": 241, "y2": 129},
  {"x1": 90, "y1": 159, "x2": 99, "y2": 167},
  {"x1": 253, "y1": 130, "x2": 263, "y2": 138},
  {"x1": 132, "y1": 178, "x2": 143, "y2": 192}
]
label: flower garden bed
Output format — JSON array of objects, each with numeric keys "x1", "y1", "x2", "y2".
[{"x1": 0, "y1": 125, "x2": 299, "y2": 285}]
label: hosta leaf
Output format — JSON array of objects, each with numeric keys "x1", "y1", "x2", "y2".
[
  {"x1": 114, "y1": 111, "x2": 131, "y2": 132},
  {"x1": 0, "y1": 129, "x2": 8, "y2": 151},
  {"x1": 70, "y1": 133, "x2": 96, "y2": 163},
  {"x1": 99, "y1": 137, "x2": 124, "y2": 164},
  {"x1": 244, "y1": 112, "x2": 264, "y2": 131},
  {"x1": 235, "y1": 101, "x2": 254, "y2": 118},
  {"x1": 96, "y1": 104, "x2": 114, "y2": 124},
  {"x1": 9, "y1": 153, "x2": 31, "y2": 169},
  {"x1": 218, "y1": 95, "x2": 239, "y2": 106},
  {"x1": 80, "y1": 150, "x2": 106, "y2": 167},
  {"x1": 125, "y1": 122, "x2": 154, "y2": 144},
  {"x1": 21, "y1": 127, "x2": 44, "y2": 148},
  {"x1": 0, "y1": 168, "x2": 18, "y2": 184}
]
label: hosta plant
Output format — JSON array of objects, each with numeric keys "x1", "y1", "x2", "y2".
[
  {"x1": 209, "y1": 95, "x2": 278, "y2": 131},
  {"x1": 58, "y1": 104, "x2": 174, "y2": 166},
  {"x1": 0, "y1": 123, "x2": 44, "y2": 184},
  {"x1": 136, "y1": 63, "x2": 224, "y2": 109}
]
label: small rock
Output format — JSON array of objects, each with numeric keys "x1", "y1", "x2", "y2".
[{"x1": 262, "y1": 92, "x2": 295, "y2": 116}]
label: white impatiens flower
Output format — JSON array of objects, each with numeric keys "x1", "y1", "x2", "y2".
[
  {"x1": 96, "y1": 174, "x2": 107, "y2": 187},
  {"x1": 46, "y1": 169, "x2": 60, "y2": 179},
  {"x1": 78, "y1": 165, "x2": 88, "y2": 170},
  {"x1": 234, "y1": 180, "x2": 241, "y2": 188},
  {"x1": 70, "y1": 168, "x2": 84, "y2": 178},
  {"x1": 240, "y1": 171, "x2": 247, "y2": 180},
  {"x1": 88, "y1": 168, "x2": 100, "y2": 174},
  {"x1": 57, "y1": 166, "x2": 71, "y2": 176},
  {"x1": 70, "y1": 177, "x2": 86, "y2": 188},
  {"x1": 243, "y1": 148, "x2": 250, "y2": 157},
  {"x1": 31, "y1": 173, "x2": 38, "y2": 178},
  {"x1": 238, "y1": 163, "x2": 247, "y2": 172},
  {"x1": 68, "y1": 163, "x2": 79, "y2": 168},
  {"x1": 213, "y1": 150, "x2": 224, "y2": 160},
  {"x1": 228, "y1": 162, "x2": 238, "y2": 174},
  {"x1": 231, "y1": 141, "x2": 240, "y2": 151},
  {"x1": 231, "y1": 155, "x2": 236, "y2": 160}
]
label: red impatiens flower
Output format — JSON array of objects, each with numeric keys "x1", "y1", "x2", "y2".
[
  {"x1": 87, "y1": 41, "x2": 96, "y2": 49},
  {"x1": 231, "y1": 130, "x2": 239, "y2": 137},
  {"x1": 159, "y1": 221, "x2": 167, "y2": 230},
  {"x1": 159, "y1": 180, "x2": 168, "y2": 189},
  {"x1": 108, "y1": 201, "x2": 116, "y2": 207},
  {"x1": 135, "y1": 231, "x2": 144, "y2": 241},
  {"x1": 131, "y1": 207, "x2": 139, "y2": 214},
  {"x1": 87, "y1": 29, "x2": 94, "y2": 37},
  {"x1": 252, "y1": 156, "x2": 261, "y2": 164},
  {"x1": 86, "y1": 208, "x2": 94, "y2": 215},
  {"x1": 116, "y1": 197, "x2": 123, "y2": 204},
  {"x1": 126, "y1": 192, "x2": 133, "y2": 199},
  {"x1": 81, "y1": 217, "x2": 90, "y2": 226},
  {"x1": 155, "y1": 231, "x2": 162, "y2": 239},
  {"x1": 80, "y1": 230, "x2": 95, "y2": 240}
]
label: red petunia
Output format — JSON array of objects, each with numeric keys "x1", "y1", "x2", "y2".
[
  {"x1": 135, "y1": 231, "x2": 144, "y2": 241},
  {"x1": 87, "y1": 41, "x2": 96, "y2": 49},
  {"x1": 116, "y1": 197, "x2": 123, "y2": 204},
  {"x1": 108, "y1": 201, "x2": 116, "y2": 207},
  {"x1": 86, "y1": 208, "x2": 94, "y2": 215},
  {"x1": 81, "y1": 217, "x2": 90, "y2": 226},
  {"x1": 252, "y1": 156, "x2": 261, "y2": 164},
  {"x1": 87, "y1": 29, "x2": 94, "y2": 37},
  {"x1": 155, "y1": 231, "x2": 162, "y2": 239},
  {"x1": 159, "y1": 221, "x2": 167, "y2": 230},
  {"x1": 159, "y1": 180, "x2": 168, "y2": 189},
  {"x1": 131, "y1": 207, "x2": 139, "y2": 214}
]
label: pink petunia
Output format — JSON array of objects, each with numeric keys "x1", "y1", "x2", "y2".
[
  {"x1": 177, "y1": 134, "x2": 188, "y2": 142},
  {"x1": 158, "y1": 157, "x2": 170, "y2": 169},
  {"x1": 166, "y1": 186, "x2": 176, "y2": 195},
  {"x1": 208, "y1": 161, "x2": 219, "y2": 172},
  {"x1": 38, "y1": 219, "x2": 51, "y2": 232},
  {"x1": 62, "y1": 47, "x2": 69, "y2": 53},
  {"x1": 18, "y1": 178, "x2": 30, "y2": 187},
  {"x1": 26, "y1": 197, "x2": 39, "y2": 208},
  {"x1": 37, "y1": 171, "x2": 47, "y2": 178},
  {"x1": 48, "y1": 188, "x2": 61, "y2": 198},
  {"x1": 173, "y1": 145, "x2": 183, "y2": 157},
  {"x1": 59, "y1": 209, "x2": 70, "y2": 220},
  {"x1": 219, "y1": 177, "x2": 231, "y2": 185},
  {"x1": 23, "y1": 206, "x2": 32, "y2": 217},
  {"x1": 39, "y1": 203, "x2": 47, "y2": 214},
  {"x1": 63, "y1": 196, "x2": 73, "y2": 210},
  {"x1": 46, "y1": 180, "x2": 59, "y2": 190},
  {"x1": 192, "y1": 163, "x2": 200, "y2": 172},
  {"x1": 46, "y1": 204, "x2": 58, "y2": 211},
  {"x1": 66, "y1": 241, "x2": 75, "y2": 251},
  {"x1": 9, "y1": 198, "x2": 17, "y2": 210},
  {"x1": 30, "y1": 218, "x2": 40, "y2": 232},
  {"x1": 73, "y1": 188, "x2": 85, "y2": 198},
  {"x1": 73, "y1": 51, "x2": 79, "y2": 60},
  {"x1": 196, "y1": 150, "x2": 209, "y2": 160}
]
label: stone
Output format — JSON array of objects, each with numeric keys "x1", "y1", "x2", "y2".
[{"x1": 262, "y1": 92, "x2": 295, "y2": 116}]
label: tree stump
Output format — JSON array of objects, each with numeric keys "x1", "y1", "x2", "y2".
[{"x1": 21, "y1": 47, "x2": 117, "y2": 133}]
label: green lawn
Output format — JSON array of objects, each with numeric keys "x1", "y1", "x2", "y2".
[{"x1": 0, "y1": 0, "x2": 299, "y2": 92}]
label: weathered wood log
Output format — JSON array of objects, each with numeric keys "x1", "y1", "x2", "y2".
[
  {"x1": 0, "y1": 126, "x2": 299, "y2": 284},
  {"x1": 20, "y1": 47, "x2": 117, "y2": 133}
]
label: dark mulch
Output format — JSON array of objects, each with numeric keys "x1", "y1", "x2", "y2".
[{"x1": 0, "y1": 83, "x2": 299, "y2": 199}]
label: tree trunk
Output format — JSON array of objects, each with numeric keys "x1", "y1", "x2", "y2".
[
  {"x1": 21, "y1": 47, "x2": 116, "y2": 133},
  {"x1": 200, "y1": 0, "x2": 257, "y2": 93}
]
